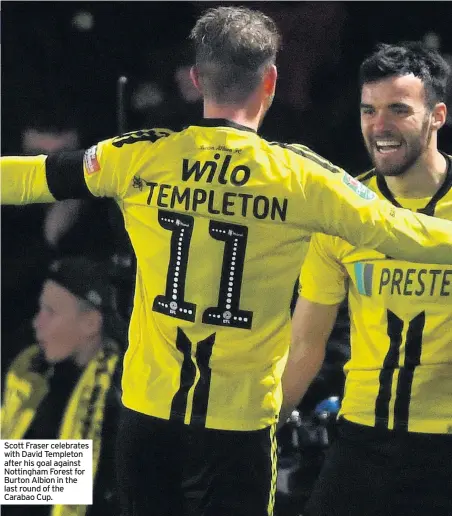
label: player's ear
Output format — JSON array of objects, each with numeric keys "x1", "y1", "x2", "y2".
[
  {"x1": 263, "y1": 65, "x2": 277, "y2": 97},
  {"x1": 431, "y1": 102, "x2": 447, "y2": 130},
  {"x1": 190, "y1": 66, "x2": 203, "y2": 94}
]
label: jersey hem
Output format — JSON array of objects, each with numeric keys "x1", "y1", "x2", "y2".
[
  {"x1": 299, "y1": 289, "x2": 345, "y2": 305},
  {"x1": 341, "y1": 413, "x2": 452, "y2": 434},
  {"x1": 121, "y1": 395, "x2": 276, "y2": 431}
]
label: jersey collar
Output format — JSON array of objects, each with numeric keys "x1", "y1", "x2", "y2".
[
  {"x1": 192, "y1": 118, "x2": 257, "y2": 134},
  {"x1": 376, "y1": 152, "x2": 452, "y2": 216}
]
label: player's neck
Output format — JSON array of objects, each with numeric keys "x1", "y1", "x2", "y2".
[
  {"x1": 384, "y1": 148, "x2": 447, "y2": 199},
  {"x1": 202, "y1": 98, "x2": 264, "y2": 132}
]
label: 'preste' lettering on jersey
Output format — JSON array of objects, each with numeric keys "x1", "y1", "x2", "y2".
[{"x1": 378, "y1": 267, "x2": 452, "y2": 297}]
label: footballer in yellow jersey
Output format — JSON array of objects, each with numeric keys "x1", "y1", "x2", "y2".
[
  {"x1": 291, "y1": 42, "x2": 452, "y2": 516},
  {"x1": 301, "y1": 161, "x2": 452, "y2": 433}
]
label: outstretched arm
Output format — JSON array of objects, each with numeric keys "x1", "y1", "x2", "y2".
[
  {"x1": 1, "y1": 142, "x2": 128, "y2": 206},
  {"x1": 302, "y1": 168, "x2": 452, "y2": 265},
  {"x1": 1, "y1": 156, "x2": 57, "y2": 204}
]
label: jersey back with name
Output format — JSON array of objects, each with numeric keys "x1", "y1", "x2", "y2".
[{"x1": 82, "y1": 123, "x2": 345, "y2": 430}]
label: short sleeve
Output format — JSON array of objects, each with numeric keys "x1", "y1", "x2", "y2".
[
  {"x1": 82, "y1": 138, "x2": 133, "y2": 199},
  {"x1": 299, "y1": 233, "x2": 347, "y2": 305}
]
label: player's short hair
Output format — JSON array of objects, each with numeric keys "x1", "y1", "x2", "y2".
[
  {"x1": 359, "y1": 41, "x2": 451, "y2": 109},
  {"x1": 190, "y1": 6, "x2": 281, "y2": 104}
]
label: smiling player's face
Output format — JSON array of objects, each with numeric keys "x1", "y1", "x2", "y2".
[{"x1": 360, "y1": 74, "x2": 433, "y2": 177}]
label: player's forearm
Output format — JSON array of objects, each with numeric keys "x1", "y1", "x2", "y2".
[
  {"x1": 308, "y1": 170, "x2": 452, "y2": 265},
  {"x1": 358, "y1": 205, "x2": 452, "y2": 265},
  {"x1": 0, "y1": 155, "x2": 56, "y2": 204},
  {"x1": 329, "y1": 198, "x2": 452, "y2": 265},
  {"x1": 379, "y1": 208, "x2": 452, "y2": 264},
  {"x1": 279, "y1": 338, "x2": 326, "y2": 427}
]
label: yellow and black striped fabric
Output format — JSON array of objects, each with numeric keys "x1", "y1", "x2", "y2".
[{"x1": 301, "y1": 155, "x2": 452, "y2": 433}]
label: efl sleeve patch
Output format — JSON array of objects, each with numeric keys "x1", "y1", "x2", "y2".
[
  {"x1": 84, "y1": 145, "x2": 101, "y2": 174},
  {"x1": 342, "y1": 173, "x2": 376, "y2": 201}
]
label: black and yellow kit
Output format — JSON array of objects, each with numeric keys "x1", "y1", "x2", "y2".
[
  {"x1": 3, "y1": 122, "x2": 452, "y2": 432},
  {"x1": 301, "y1": 154, "x2": 452, "y2": 434}
]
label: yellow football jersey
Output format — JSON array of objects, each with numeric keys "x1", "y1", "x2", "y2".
[
  {"x1": 301, "y1": 156, "x2": 452, "y2": 433},
  {"x1": 2, "y1": 121, "x2": 452, "y2": 430}
]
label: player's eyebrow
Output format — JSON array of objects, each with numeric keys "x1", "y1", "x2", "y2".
[
  {"x1": 388, "y1": 102, "x2": 411, "y2": 109},
  {"x1": 360, "y1": 102, "x2": 411, "y2": 110}
]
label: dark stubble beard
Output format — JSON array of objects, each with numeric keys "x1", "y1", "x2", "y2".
[{"x1": 370, "y1": 115, "x2": 433, "y2": 177}]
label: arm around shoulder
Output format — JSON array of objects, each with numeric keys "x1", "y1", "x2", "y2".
[{"x1": 303, "y1": 167, "x2": 452, "y2": 265}]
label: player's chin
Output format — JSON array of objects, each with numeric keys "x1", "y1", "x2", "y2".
[
  {"x1": 376, "y1": 163, "x2": 406, "y2": 177},
  {"x1": 373, "y1": 153, "x2": 407, "y2": 176}
]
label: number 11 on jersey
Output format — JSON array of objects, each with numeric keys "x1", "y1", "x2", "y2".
[{"x1": 153, "y1": 210, "x2": 253, "y2": 329}]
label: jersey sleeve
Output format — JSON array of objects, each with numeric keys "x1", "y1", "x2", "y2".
[
  {"x1": 299, "y1": 234, "x2": 347, "y2": 305},
  {"x1": 1, "y1": 137, "x2": 138, "y2": 205},
  {"x1": 300, "y1": 165, "x2": 452, "y2": 265},
  {"x1": 1, "y1": 155, "x2": 56, "y2": 204},
  {"x1": 82, "y1": 129, "x2": 173, "y2": 198},
  {"x1": 81, "y1": 138, "x2": 134, "y2": 199}
]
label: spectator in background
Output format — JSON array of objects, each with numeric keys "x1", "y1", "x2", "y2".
[
  {"x1": 1, "y1": 257, "x2": 125, "y2": 516},
  {"x1": 130, "y1": 44, "x2": 203, "y2": 131}
]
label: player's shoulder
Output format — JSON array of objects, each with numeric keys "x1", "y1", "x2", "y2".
[
  {"x1": 95, "y1": 127, "x2": 179, "y2": 166},
  {"x1": 268, "y1": 141, "x2": 344, "y2": 175},
  {"x1": 436, "y1": 153, "x2": 452, "y2": 210},
  {"x1": 107, "y1": 127, "x2": 176, "y2": 150},
  {"x1": 309, "y1": 230, "x2": 343, "y2": 257}
]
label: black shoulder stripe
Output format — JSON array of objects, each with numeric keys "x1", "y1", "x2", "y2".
[
  {"x1": 419, "y1": 152, "x2": 452, "y2": 215},
  {"x1": 111, "y1": 128, "x2": 173, "y2": 148},
  {"x1": 270, "y1": 142, "x2": 342, "y2": 174},
  {"x1": 356, "y1": 170, "x2": 375, "y2": 183},
  {"x1": 46, "y1": 150, "x2": 95, "y2": 200}
]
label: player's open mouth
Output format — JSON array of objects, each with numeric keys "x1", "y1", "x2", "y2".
[{"x1": 375, "y1": 140, "x2": 402, "y2": 154}]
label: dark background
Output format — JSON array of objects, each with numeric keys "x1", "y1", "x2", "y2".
[{"x1": 2, "y1": 1, "x2": 452, "y2": 172}]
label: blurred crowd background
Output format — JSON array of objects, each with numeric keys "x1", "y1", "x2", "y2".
[
  {"x1": 1, "y1": 2, "x2": 452, "y2": 514},
  {"x1": 3, "y1": 2, "x2": 452, "y2": 165}
]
